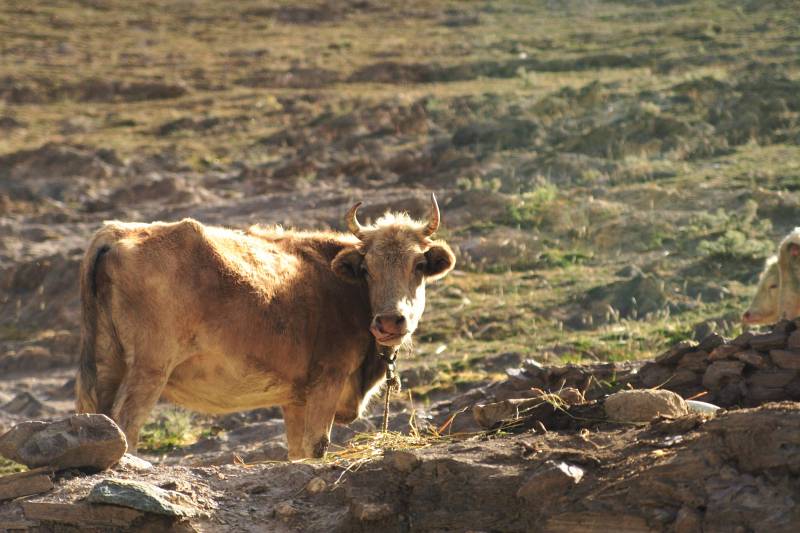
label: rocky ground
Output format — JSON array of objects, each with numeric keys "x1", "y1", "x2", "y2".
[{"x1": 1, "y1": 0, "x2": 800, "y2": 531}]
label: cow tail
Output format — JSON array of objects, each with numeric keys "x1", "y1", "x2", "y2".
[{"x1": 75, "y1": 240, "x2": 111, "y2": 414}]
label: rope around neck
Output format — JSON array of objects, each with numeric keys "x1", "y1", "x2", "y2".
[{"x1": 377, "y1": 345, "x2": 401, "y2": 433}]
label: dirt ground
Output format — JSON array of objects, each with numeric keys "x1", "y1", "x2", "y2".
[
  {"x1": 2, "y1": 402, "x2": 800, "y2": 532},
  {"x1": 1, "y1": 0, "x2": 800, "y2": 530}
]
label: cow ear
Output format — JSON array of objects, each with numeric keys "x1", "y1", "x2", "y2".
[
  {"x1": 424, "y1": 241, "x2": 455, "y2": 281},
  {"x1": 332, "y1": 247, "x2": 364, "y2": 283}
]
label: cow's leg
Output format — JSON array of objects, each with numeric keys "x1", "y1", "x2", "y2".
[
  {"x1": 282, "y1": 404, "x2": 306, "y2": 460},
  {"x1": 302, "y1": 371, "x2": 348, "y2": 459},
  {"x1": 110, "y1": 365, "x2": 169, "y2": 449}
]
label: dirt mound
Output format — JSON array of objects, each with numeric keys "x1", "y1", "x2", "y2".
[
  {"x1": 242, "y1": 1, "x2": 374, "y2": 24},
  {"x1": 0, "y1": 143, "x2": 123, "y2": 210},
  {"x1": 235, "y1": 68, "x2": 341, "y2": 89},
  {"x1": 3, "y1": 403, "x2": 800, "y2": 532},
  {"x1": 565, "y1": 271, "x2": 673, "y2": 328},
  {"x1": 0, "y1": 251, "x2": 82, "y2": 370},
  {"x1": 348, "y1": 62, "x2": 439, "y2": 84},
  {"x1": 1, "y1": 77, "x2": 188, "y2": 105},
  {"x1": 0, "y1": 143, "x2": 118, "y2": 182},
  {"x1": 254, "y1": 99, "x2": 440, "y2": 187}
]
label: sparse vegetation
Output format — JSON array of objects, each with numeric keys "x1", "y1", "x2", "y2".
[
  {"x1": 138, "y1": 408, "x2": 201, "y2": 454},
  {"x1": 0, "y1": 457, "x2": 26, "y2": 475},
  {"x1": 0, "y1": 0, "x2": 799, "y2": 460}
]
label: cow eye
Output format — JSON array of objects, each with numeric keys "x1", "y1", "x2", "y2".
[
  {"x1": 769, "y1": 284, "x2": 778, "y2": 289},
  {"x1": 414, "y1": 261, "x2": 426, "y2": 274},
  {"x1": 361, "y1": 265, "x2": 370, "y2": 277}
]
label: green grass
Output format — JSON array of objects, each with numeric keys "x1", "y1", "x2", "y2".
[
  {"x1": 0, "y1": 458, "x2": 27, "y2": 476},
  {"x1": 138, "y1": 407, "x2": 202, "y2": 454},
  {"x1": 1, "y1": 0, "x2": 798, "y2": 411}
]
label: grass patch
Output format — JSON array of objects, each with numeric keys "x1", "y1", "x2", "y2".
[
  {"x1": 0, "y1": 457, "x2": 27, "y2": 475},
  {"x1": 138, "y1": 407, "x2": 201, "y2": 454}
]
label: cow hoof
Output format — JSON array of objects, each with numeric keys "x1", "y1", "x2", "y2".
[{"x1": 313, "y1": 436, "x2": 330, "y2": 458}]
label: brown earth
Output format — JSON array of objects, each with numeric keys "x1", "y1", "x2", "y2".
[
  {"x1": 1, "y1": 402, "x2": 799, "y2": 532},
  {"x1": 1, "y1": 0, "x2": 800, "y2": 530}
]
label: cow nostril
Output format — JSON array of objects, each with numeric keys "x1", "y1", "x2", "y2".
[{"x1": 375, "y1": 314, "x2": 406, "y2": 334}]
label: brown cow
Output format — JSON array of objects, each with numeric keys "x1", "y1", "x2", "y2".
[{"x1": 75, "y1": 195, "x2": 455, "y2": 459}]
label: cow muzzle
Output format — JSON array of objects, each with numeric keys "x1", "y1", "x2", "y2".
[{"x1": 370, "y1": 313, "x2": 408, "y2": 346}]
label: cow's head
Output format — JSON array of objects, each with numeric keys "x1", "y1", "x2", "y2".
[
  {"x1": 742, "y1": 255, "x2": 779, "y2": 325},
  {"x1": 778, "y1": 230, "x2": 800, "y2": 321},
  {"x1": 332, "y1": 194, "x2": 455, "y2": 346}
]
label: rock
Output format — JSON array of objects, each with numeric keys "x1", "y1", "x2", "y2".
[
  {"x1": 604, "y1": 389, "x2": 688, "y2": 423},
  {"x1": 749, "y1": 332, "x2": 787, "y2": 351},
  {"x1": 697, "y1": 333, "x2": 725, "y2": 352},
  {"x1": 305, "y1": 477, "x2": 327, "y2": 494},
  {"x1": 242, "y1": 441, "x2": 289, "y2": 463},
  {"x1": 87, "y1": 478, "x2": 199, "y2": 517},
  {"x1": 1, "y1": 392, "x2": 56, "y2": 418},
  {"x1": 769, "y1": 350, "x2": 800, "y2": 370},
  {"x1": 674, "y1": 505, "x2": 703, "y2": 533},
  {"x1": 771, "y1": 319, "x2": 796, "y2": 335},
  {"x1": 557, "y1": 387, "x2": 585, "y2": 405},
  {"x1": 473, "y1": 398, "x2": 541, "y2": 429},
  {"x1": 787, "y1": 330, "x2": 800, "y2": 350},
  {"x1": 655, "y1": 341, "x2": 697, "y2": 365},
  {"x1": 731, "y1": 331, "x2": 754, "y2": 347},
  {"x1": 114, "y1": 453, "x2": 154, "y2": 472},
  {"x1": 669, "y1": 369, "x2": 703, "y2": 388},
  {"x1": 0, "y1": 468, "x2": 54, "y2": 501},
  {"x1": 0, "y1": 414, "x2": 127, "y2": 470},
  {"x1": 716, "y1": 381, "x2": 746, "y2": 406},
  {"x1": 350, "y1": 501, "x2": 393, "y2": 521},
  {"x1": 638, "y1": 362, "x2": 673, "y2": 388},
  {"x1": 517, "y1": 461, "x2": 585, "y2": 504},
  {"x1": 22, "y1": 501, "x2": 144, "y2": 528},
  {"x1": 678, "y1": 351, "x2": 709, "y2": 372},
  {"x1": 709, "y1": 344, "x2": 741, "y2": 361},
  {"x1": 274, "y1": 501, "x2": 297, "y2": 519},
  {"x1": 702, "y1": 361, "x2": 745, "y2": 390},
  {"x1": 748, "y1": 369, "x2": 798, "y2": 388},
  {"x1": 384, "y1": 449, "x2": 421, "y2": 473},
  {"x1": 746, "y1": 385, "x2": 787, "y2": 403},
  {"x1": 733, "y1": 349, "x2": 768, "y2": 369},
  {"x1": 400, "y1": 365, "x2": 438, "y2": 389}
]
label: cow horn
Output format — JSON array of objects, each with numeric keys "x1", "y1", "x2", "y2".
[
  {"x1": 346, "y1": 201, "x2": 366, "y2": 239},
  {"x1": 422, "y1": 193, "x2": 440, "y2": 236}
]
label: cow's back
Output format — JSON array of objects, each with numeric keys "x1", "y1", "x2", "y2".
[{"x1": 97, "y1": 218, "x2": 373, "y2": 414}]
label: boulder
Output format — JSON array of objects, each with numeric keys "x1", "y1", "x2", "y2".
[
  {"x1": 604, "y1": 389, "x2": 688, "y2": 423},
  {"x1": 87, "y1": 478, "x2": 199, "y2": 517},
  {"x1": 0, "y1": 414, "x2": 127, "y2": 470}
]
